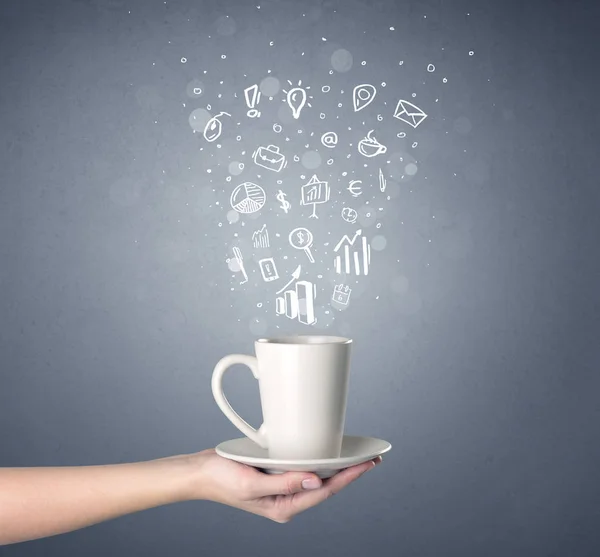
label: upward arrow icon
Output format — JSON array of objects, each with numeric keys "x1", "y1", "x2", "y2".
[{"x1": 333, "y1": 229, "x2": 362, "y2": 252}]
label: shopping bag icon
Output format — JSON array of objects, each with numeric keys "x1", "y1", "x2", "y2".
[{"x1": 252, "y1": 145, "x2": 287, "y2": 172}]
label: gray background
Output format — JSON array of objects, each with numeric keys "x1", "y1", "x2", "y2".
[{"x1": 1, "y1": 0, "x2": 599, "y2": 555}]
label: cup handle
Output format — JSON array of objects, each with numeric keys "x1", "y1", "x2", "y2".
[{"x1": 211, "y1": 354, "x2": 268, "y2": 449}]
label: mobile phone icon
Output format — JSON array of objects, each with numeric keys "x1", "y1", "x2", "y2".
[{"x1": 258, "y1": 258, "x2": 279, "y2": 282}]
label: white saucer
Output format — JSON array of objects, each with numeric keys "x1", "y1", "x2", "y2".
[{"x1": 215, "y1": 435, "x2": 391, "y2": 479}]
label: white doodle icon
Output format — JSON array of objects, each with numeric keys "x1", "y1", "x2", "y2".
[
  {"x1": 333, "y1": 229, "x2": 370, "y2": 276},
  {"x1": 379, "y1": 168, "x2": 387, "y2": 192},
  {"x1": 289, "y1": 227, "x2": 315, "y2": 263},
  {"x1": 231, "y1": 247, "x2": 248, "y2": 284},
  {"x1": 230, "y1": 182, "x2": 266, "y2": 214},
  {"x1": 203, "y1": 111, "x2": 231, "y2": 142},
  {"x1": 341, "y1": 207, "x2": 358, "y2": 223},
  {"x1": 252, "y1": 144, "x2": 287, "y2": 172},
  {"x1": 244, "y1": 84, "x2": 261, "y2": 118},
  {"x1": 332, "y1": 284, "x2": 351, "y2": 306},
  {"x1": 283, "y1": 80, "x2": 312, "y2": 119},
  {"x1": 321, "y1": 132, "x2": 338, "y2": 148},
  {"x1": 258, "y1": 257, "x2": 279, "y2": 282},
  {"x1": 300, "y1": 174, "x2": 330, "y2": 219},
  {"x1": 276, "y1": 265, "x2": 301, "y2": 294},
  {"x1": 252, "y1": 224, "x2": 269, "y2": 248},
  {"x1": 276, "y1": 279, "x2": 316, "y2": 325},
  {"x1": 393, "y1": 100, "x2": 428, "y2": 128},
  {"x1": 276, "y1": 190, "x2": 291, "y2": 213},
  {"x1": 353, "y1": 84, "x2": 377, "y2": 112},
  {"x1": 358, "y1": 130, "x2": 387, "y2": 157},
  {"x1": 347, "y1": 180, "x2": 363, "y2": 197}
]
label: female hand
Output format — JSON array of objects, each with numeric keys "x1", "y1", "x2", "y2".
[
  {"x1": 0, "y1": 449, "x2": 383, "y2": 545},
  {"x1": 188, "y1": 448, "x2": 383, "y2": 523}
]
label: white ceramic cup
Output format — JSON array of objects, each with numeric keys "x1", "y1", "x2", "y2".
[{"x1": 211, "y1": 335, "x2": 352, "y2": 460}]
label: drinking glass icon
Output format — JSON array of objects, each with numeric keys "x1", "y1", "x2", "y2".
[{"x1": 289, "y1": 227, "x2": 315, "y2": 263}]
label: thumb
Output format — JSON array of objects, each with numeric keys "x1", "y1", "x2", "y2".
[{"x1": 251, "y1": 471, "x2": 323, "y2": 497}]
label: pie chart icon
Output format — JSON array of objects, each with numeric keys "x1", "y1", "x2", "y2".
[{"x1": 230, "y1": 182, "x2": 266, "y2": 214}]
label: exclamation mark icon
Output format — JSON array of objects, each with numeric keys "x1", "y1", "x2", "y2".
[{"x1": 244, "y1": 84, "x2": 261, "y2": 118}]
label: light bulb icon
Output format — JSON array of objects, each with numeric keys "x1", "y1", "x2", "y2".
[
  {"x1": 287, "y1": 88, "x2": 306, "y2": 119},
  {"x1": 282, "y1": 80, "x2": 312, "y2": 120}
]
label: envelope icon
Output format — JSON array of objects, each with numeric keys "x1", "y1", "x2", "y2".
[
  {"x1": 253, "y1": 144, "x2": 287, "y2": 172},
  {"x1": 393, "y1": 100, "x2": 428, "y2": 128}
]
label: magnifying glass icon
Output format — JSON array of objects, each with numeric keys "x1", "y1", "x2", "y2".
[{"x1": 289, "y1": 227, "x2": 315, "y2": 263}]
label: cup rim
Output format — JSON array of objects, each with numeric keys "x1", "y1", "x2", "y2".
[{"x1": 256, "y1": 335, "x2": 352, "y2": 345}]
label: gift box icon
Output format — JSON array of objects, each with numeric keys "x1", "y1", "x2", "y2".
[{"x1": 252, "y1": 144, "x2": 287, "y2": 173}]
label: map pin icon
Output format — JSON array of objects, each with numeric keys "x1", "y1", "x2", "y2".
[
  {"x1": 287, "y1": 87, "x2": 307, "y2": 119},
  {"x1": 352, "y1": 84, "x2": 377, "y2": 112}
]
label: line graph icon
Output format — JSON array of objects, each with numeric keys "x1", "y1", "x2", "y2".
[
  {"x1": 333, "y1": 229, "x2": 371, "y2": 276},
  {"x1": 252, "y1": 224, "x2": 269, "y2": 248}
]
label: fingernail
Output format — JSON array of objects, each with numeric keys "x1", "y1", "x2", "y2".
[
  {"x1": 302, "y1": 477, "x2": 321, "y2": 490},
  {"x1": 367, "y1": 457, "x2": 381, "y2": 471}
]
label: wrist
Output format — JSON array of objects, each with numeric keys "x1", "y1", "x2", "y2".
[
  {"x1": 161, "y1": 451, "x2": 212, "y2": 502},
  {"x1": 148, "y1": 452, "x2": 209, "y2": 504}
]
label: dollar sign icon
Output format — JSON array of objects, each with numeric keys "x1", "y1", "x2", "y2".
[
  {"x1": 297, "y1": 231, "x2": 304, "y2": 244},
  {"x1": 276, "y1": 190, "x2": 291, "y2": 213}
]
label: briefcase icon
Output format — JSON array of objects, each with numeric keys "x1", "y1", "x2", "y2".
[{"x1": 252, "y1": 144, "x2": 287, "y2": 172}]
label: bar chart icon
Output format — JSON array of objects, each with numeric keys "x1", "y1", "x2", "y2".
[
  {"x1": 275, "y1": 280, "x2": 316, "y2": 325},
  {"x1": 333, "y1": 229, "x2": 371, "y2": 276}
]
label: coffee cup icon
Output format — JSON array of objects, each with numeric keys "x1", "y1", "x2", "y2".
[{"x1": 357, "y1": 130, "x2": 387, "y2": 158}]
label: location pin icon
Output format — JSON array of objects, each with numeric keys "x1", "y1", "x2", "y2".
[
  {"x1": 353, "y1": 84, "x2": 377, "y2": 112},
  {"x1": 287, "y1": 87, "x2": 307, "y2": 119}
]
